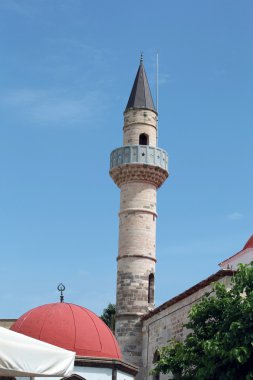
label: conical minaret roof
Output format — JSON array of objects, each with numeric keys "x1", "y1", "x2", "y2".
[{"x1": 125, "y1": 56, "x2": 155, "y2": 112}]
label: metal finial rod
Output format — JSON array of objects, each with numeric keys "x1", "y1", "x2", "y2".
[
  {"x1": 57, "y1": 283, "x2": 65, "y2": 303},
  {"x1": 140, "y1": 52, "x2": 143, "y2": 63},
  {"x1": 156, "y1": 51, "x2": 159, "y2": 146}
]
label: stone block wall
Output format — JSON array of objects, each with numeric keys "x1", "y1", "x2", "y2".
[
  {"x1": 118, "y1": 182, "x2": 157, "y2": 260},
  {"x1": 123, "y1": 109, "x2": 157, "y2": 147},
  {"x1": 141, "y1": 272, "x2": 233, "y2": 380},
  {"x1": 120, "y1": 182, "x2": 157, "y2": 211},
  {"x1": 0, "y1": 319, "x2": 16, "y2": 329},
  {"x1": 116, "y1": 180, "x2": 157, "y2": 370},
  {"x1": 116, "y1": 257, "x2": 156, "y2": 315},
  {"x1": 115, "y1": 315, "x2": 143, "y2": 368}
]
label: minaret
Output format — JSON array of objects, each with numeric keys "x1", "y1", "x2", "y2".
[{"x1": 110, "y1": 56, "x2": 169, "y2": 369}]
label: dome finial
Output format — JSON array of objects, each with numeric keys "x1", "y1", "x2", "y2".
[{"x1": 57, "y1": 283, "x2": 65, "y2": 303}]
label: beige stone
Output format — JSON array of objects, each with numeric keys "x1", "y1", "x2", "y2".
[
  {"x1": 0, "y1": 319, "x2": 16, "y2": 329},
  {"x1": 123, "y1": 109, "x2": 157, "y2": 147},
  {"x1": 141, "y1": 274, "x2": 233, "y2": 379}
]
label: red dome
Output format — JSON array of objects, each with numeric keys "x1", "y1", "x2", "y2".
[
  {"x1": 243, "y1": 235, "x2": 253, "y2": 250},
  {"x1": 11, "y1": 303, "x2": 121, "y2": 359}
]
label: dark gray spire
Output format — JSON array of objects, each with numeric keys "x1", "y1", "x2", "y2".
[{"x1": 125, "y1": 57, "x2": 156, "y2": 112}]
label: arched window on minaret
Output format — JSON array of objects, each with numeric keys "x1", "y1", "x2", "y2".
[
  {"x1": 153, "y1": 350, "x2": 160, "y2": 380},
  {"x1": 148, "y1": 273, "x2": 154, "y2": 304},
  {"x1": 139, "y1": 133, "x2": 149, "y2": 145}
]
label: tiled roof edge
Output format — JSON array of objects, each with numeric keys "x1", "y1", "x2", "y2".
[{"x1": 142, "y1": 269, "x2": 235, "y2": 321}]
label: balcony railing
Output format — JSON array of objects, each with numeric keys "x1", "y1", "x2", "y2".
[{"x1": 110, "y1": 145, "x2": 168, "y2": 171}]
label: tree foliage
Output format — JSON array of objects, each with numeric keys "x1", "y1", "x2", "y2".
[
  {"x1": 153, "y1": 263, "x2": 253, "y2": 380},
  {"x1": 100, "y1": 303, "x2": 116, "y2": 333}
]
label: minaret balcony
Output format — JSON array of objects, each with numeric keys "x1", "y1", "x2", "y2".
[
  {"x1": 110, "y1": 145, "x2": 169, "y2": 188},
  {"x1": 110, "y1": 145, "x2": 168, "y2": 171}
]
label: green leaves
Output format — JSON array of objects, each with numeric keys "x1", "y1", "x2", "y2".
[
  {"x1": 100, "y1": 303, "x2": 116, "y2": 332},
  {"x1": 153, "y1": 264, "x2": 253, "y2": 379},
  {"x1": 230, "y1": 346, "x2": 250, "y2": 364}
]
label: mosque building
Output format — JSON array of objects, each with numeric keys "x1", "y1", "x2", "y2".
[
  {"x1": 108, "y1": 57, "x2": 253, "y2": 379},
  {"x1": 0, "y1": 57, "x2": 252, "y2": 380}
]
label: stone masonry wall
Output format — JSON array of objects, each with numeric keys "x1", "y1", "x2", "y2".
[
  {"x1": 115, "y1": 315, "x2": 143, "y2": 368},
  {"x1": 123, "y1": 109, "x2": 157, "y2": 147},
  {"x1": 117, "y1": 257, "x2": 156, "y2": 315},
  {"x1": 119, "y1": 182, "x2": 157, "y2": 259},
  {"x1": 0, "y1": 319, "x2": 16, "y2": 329},
  {"x1": 116, "y1": 180, "x2": 157, "y2": 370},
  {"x1": 120, "y1": 182, "x2": 157, "y2": 211},
  {"x1": 141, "y1": 274, "x2": 233, "y2": 380}
]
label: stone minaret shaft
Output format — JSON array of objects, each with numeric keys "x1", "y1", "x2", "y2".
[{"x1": 110, "y1": 58, "x2": 169, "y2": 370}]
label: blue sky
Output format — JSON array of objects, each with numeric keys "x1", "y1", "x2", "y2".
[{"x1": 0, "y1": 0, "x2": 252, "y2": 318}]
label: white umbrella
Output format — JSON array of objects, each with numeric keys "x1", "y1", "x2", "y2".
[{"x1": 0, "y1": 327, "x2": 75, "y2": 377}]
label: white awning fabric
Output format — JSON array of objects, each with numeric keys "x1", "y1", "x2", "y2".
[{"x1": 0, "y1": 327, "x2": 75, "y2": 377}]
